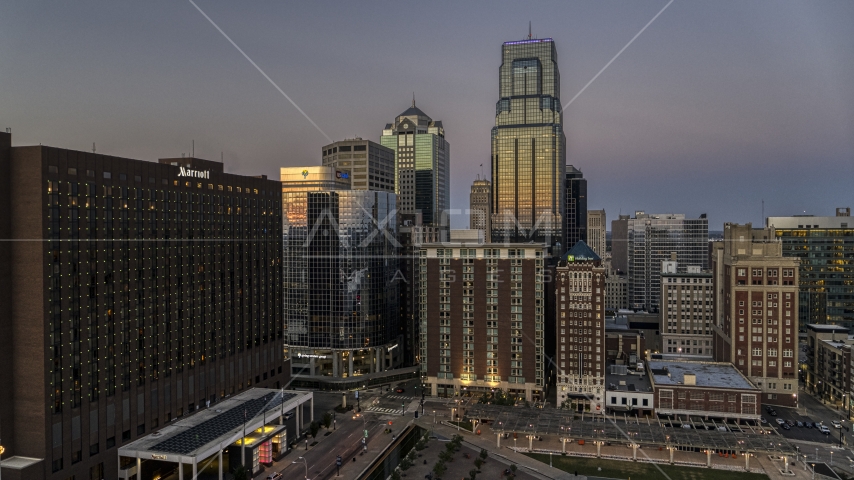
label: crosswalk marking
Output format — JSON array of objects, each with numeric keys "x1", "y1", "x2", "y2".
[
  {"x1": 386, "y1": 395, "x2": 413, "y2": 400},
  {"x1": 367, "y1": 406, "x2": 406, "y2": 414}
]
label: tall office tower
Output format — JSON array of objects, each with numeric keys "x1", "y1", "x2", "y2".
[
  {"x1": 281, "y1": 166, "x2": 401, "y2": 383},
  {"x1": 381, "y1": 98, "x2": 450, "y2": 226},
  {"x1": 555, "y1": 241, "x2": 606, "y2": 412},
  {"x1": 469, "y1": 178, "x2": 492, "y2": 243},
  {"x1": 419, "y1": 241, "x2": 548, "y2": 401},
  {"x1": 490, "y1": 37, "x2": 566, "y2": 250},
  {"x1": 766, "y1": 208, "x2": 854, "y2": 329},
  {"x1": 661, "y1": 264, "x2": 714, "y2": 357},
  {"x1": 0, "y1": 132, "x2": 289, "y2": 480},
  {"x1": 565, "y1": 166, "x2": 587, "y2": 246},
  {"x1": 587, "y1": 209, "x2": 606, "y2": 257},
  {"x1": 321, "y1": 138, "x2": 395, "y2": 193},
  {"x1": 610, "y1": 214, "x2": 630, "y2": 273},
  {"x1": 626, "y1": 212, "x2": 709, "y2": 312},
  {"x1": 712, "y1": 223, "x2": 800, "y2": 406}
]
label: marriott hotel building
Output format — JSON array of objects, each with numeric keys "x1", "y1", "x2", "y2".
[{"x1": 0, "y1": 131, "x2": 289, "y2": 480}]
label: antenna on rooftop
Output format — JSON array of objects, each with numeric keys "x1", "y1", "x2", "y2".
[
  {"x1": 92, "y1": 142, "x2": 96, "y2": 154},
  {"x1": 412, "y1": 92, "x2": 415, "y2": 108},
  {"x1": 528, "y1": 21, "x2": 532, "y2": 39}
]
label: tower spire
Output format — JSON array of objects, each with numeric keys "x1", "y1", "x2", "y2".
[{"x1": 412, "y1": 92, "x2": 415, "y2": 108}]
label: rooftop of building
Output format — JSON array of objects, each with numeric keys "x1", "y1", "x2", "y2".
[
  {"x1": 561, "y1": 240, "x2": 600, "y2": 263},
  {"x1": 503, "y1": 37, "x2": 554, "y2": 46},
  {"x1": 118, "y1": 389, "x2": 311, "y2": 461},
  {"x1": 807, "y1": 324, "x2": 850, "y2": 333},
  {"x1": 647, "y1": 359, "x2": 756, "y2": 390},
  {"x1": 605, "y1": 366, "x2": 653, "y2": 393}
]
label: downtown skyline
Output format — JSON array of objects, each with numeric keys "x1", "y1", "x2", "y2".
[{"x1": 1, "y1": 1, "x2": 853, "y2": 229}]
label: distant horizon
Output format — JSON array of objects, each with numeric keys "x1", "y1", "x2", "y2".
[{"x1": 2, "y1": 1, "x2": 852, "y2": 230}]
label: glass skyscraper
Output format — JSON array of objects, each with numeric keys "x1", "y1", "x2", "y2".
[
  {"x1": 627, "y1": 212, "x2": 709, "y2": 312},
  {"x1": 490, "y1": 37, "x2": 566, "y2": 250},
  {"x1": 282, "y1": 178, "x2": 401, "y2": 379},
  {"x1": 381, "y1": 99, "x2": 449, "y2": 226},
  {"x1": 767, "y1": 210, "x2": 854, "y2": 329}
]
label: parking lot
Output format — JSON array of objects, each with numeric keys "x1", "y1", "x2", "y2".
[{"x1": 761, "y1": 404, "x2": 843, "y2": 444}]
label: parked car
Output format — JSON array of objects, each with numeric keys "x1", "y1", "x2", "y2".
[
  {"x1": 681, "y1": 423, "x2": 692, "y2": 429},
  {"x1": 769, "y1": 409, "x2": 778, "y2": 416},
  {"x1": 717, "y1": 426, "x2": 728, "y2": 432},
  {"x1": 760, "y1": 417, "x2": 768, "y2": 424},
  {"x1": 786, "y1": 420, "x2": 795, "y2": 427},
  {"x1": 832, "y1": 420, "x2": 842, "y2": 429},
  {"x1": 796, "y1": 421, "x2": 804, "y2": 427},
  {"x1": 267, "y1": 473, "x2": 283, "y2": 480},
  {"x1": 819, "y1": 425, "x2": 831, "y2": 434},
  {"x1": 805, "y1": 422, "x2": 813, "y2": 429},
  {"x1": 776, "y1": 418, "x2": 786, "y2": 425},
  {"x1": 813, "y1": 422, "x2": 821, "y2": 429},
  {"x1": 781, "y1": 423, "x2": 791, "y2": 430}
]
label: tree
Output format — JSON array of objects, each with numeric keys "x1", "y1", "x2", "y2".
[
  {"x1": 469, "y1": 469, "x2": 478, "y2": 480},
  {"x1": 432, "y1": 461, "x2": 447, "y2": 479},
  {"x1": 438, "y1": 449, "x2": 453, "y2": 463},
  {"x1": 510, "y1": 464, "x2": 517, "y2": 474},
  {"x1": 232, "y1": 465, "x2": 249, "y2": 480},
  {"x1": 391, "y1": 470, "x2": 401, "y2": 480},
  {"x1": 474, "y1": 458, "x2": 483, "y2": 469},
  {"x1": 309, "y1": 421, "x2": 319, "y2": 438},
  {"x1": 400, "y1": 457, "x2": 412, "y2": 471},
  {"x1": 322, "y1": 412, "x2": 332, "y2": 429},
  {"x1": 479, "y1": 448, "x2": 488, "y2": 461}
]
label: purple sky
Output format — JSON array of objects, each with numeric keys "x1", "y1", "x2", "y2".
[{"x1": 2, "y1": 1, "x2": 852, "y2": 230}]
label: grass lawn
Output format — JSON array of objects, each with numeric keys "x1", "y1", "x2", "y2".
[{"x1": 525, "y1": 453, "x2": 770, "y2": 480}]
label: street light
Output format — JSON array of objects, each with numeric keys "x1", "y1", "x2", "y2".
[{"x1": 293, "y1": 456, "x2": 308, "y2": 480}]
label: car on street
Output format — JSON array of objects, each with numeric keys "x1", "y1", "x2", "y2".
[
  {"x1": 781, "y1": 423, "x2": 790, "y2": 430},
  {"x1": 776, "y1": 418, "x2": 786, "y2": 425},
  {"x1": 267, "y1": 473, "x2": 283, "y2": 480},
  {"x1": 395, "y1": 387, "x2": 405, "y2": 393},
  {"x1": 832, "y1": 420, "x2": 842, "y2": 429},
  {"x1": 769, "y1": 409, "x2": 777, "y2": 416},
  {"x1": 805, "y1": 422, "x2": 813, "y2": 428},
  {"x1": 786, "y1": 420, "x2": 795, "y2": 427},
  {"x1": 812, "y1": 422, "x2": 821, "y2": 429},
  {"x1": 819, "y1": 425, "x2": 831, "y2": 434},
  {"x1": 760, "y1": 417, "x2": 768, "y2": 424},
  {"x1": 681, "y1": 423, "x2": 692, "y2": 429},
  {"x1": 796, "y1": 421, "x2": 804, "y2": 427}
]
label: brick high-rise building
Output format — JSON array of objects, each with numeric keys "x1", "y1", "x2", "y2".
[
  {"x1": 555, "y1": 241, "x2": 606, "y2": 412},
  {"x1": 419, "y1": 242, "x2": 547, "y2": 401},
  {"x1": 712, "y1": 223, "x2": 800, "y2": 407},
  {"x1": 0, "y1": 132, "x2": 289, "y2": 480}
]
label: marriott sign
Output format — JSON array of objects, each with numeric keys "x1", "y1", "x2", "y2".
[{"x1": 177, "y1": 166, "x2": 210, "y2": 179}]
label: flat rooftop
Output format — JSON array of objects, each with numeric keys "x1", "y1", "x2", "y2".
[
  {"x1": 605, "y1": 370, "x2": 653, "y2": 393},
  {"x1": 119, "y1": 388, "x2": 311, "y2": 462},
  {"x1": 648, "y1": 360, "x2": 756, "y2": 390},
  {"x1": 807, "y1": 324, "x2": 850, "y2": 333}
]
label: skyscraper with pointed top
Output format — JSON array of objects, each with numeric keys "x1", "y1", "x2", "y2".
[
  {"x1": 491, "y1": 35, "x2": 566, "y2": 250},
  {"x1": 381, "y1": 97, "x2": 450, "y2": 226}
]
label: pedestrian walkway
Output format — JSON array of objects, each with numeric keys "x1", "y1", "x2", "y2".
[{"x1": 367, "y1": 406, "x2": 407, "y2": 415}]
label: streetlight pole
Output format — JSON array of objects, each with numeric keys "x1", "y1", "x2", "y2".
[{"x1": 293, "y1": 456, "x2": 308, "y2": 480}]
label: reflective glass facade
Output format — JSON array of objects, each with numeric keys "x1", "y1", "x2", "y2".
[
  {"x1": 491, "y1": 38, "x2": 566, "y2": 249},
  {"x1": 627, "y1": 213, "x2": 709, "y2": 312},
  {"x1": 282, "y1": 190, "x2": 400, "y2": 356},
  {"x1": 381, "y1": 101, "x2": 449, "y2": 226},
  {"x1": 767, "y1": 213, "x2": 854, "y2": 329}
]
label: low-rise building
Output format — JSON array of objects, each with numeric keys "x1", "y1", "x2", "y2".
[
  {"x1": 648, "y1": 359, "x2": 761, "y2": 421},
  {"x1": 605, "y1": 364, "x2": 654, "y2": 415}
]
